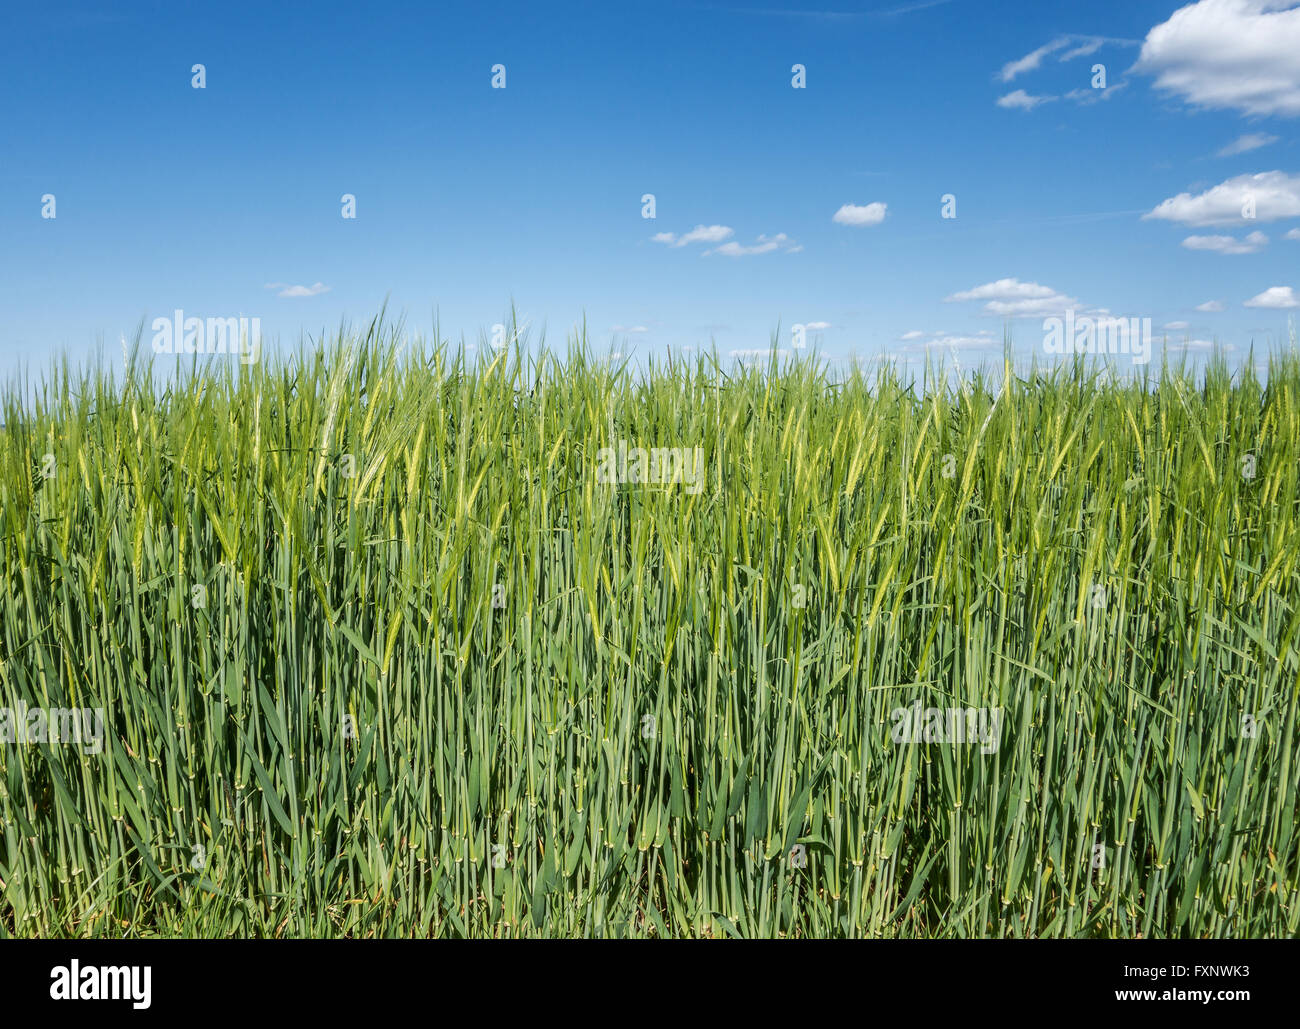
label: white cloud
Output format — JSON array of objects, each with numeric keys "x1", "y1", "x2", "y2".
[
  {"x1": 1166, "y1": 338, "x2": 1235, "y2": 352},
  {"x1": 997, "y1": 89, "x2": 1056, "y2": 109},
  {"x1": 1244, "y1": 285, "x2": 1300, "y2": 307},
  {"x1": 981, "y1": 295, "x2": 1077, "y2": 317},
  {"x1": 804, "y1": 321, "x2": 831, "y2": 330},
  {"x1": 901, "y1": 331, "x2": 999, "y2": 351},
  {"x1": 265, "y1": 281, "x2": 330, "y2": 298},
  {"x1": 707, "y1": 232, "x2": 798, "y2": 257},
  {"x1": 932, "y1": 333, "x2": 998, "y2": 348},
  {"x1": 1286, "y1": 227, "x2": 1300, "y2": 239},
  {"x1": 653, "y1": 225, "x2": 734, "y2": 247},
  {"x1": 610, "y1": 325, "x2": 648, "y2": 333},
  {"x1": 1000, "y1": 38, "x2": 1070, "y2": 82},
  {"x1": 1196, "y1": 299, "x2": 1227, "y2": 311},
  {"x1": 1062, "y1": 38, "x2": 1105, "y2": 61},
  {"x1": 899, "y1": 330, "x2": 925, "y2": 340},
  {"x1": 947, "y1": 279, "x2": 1057, "y2": 302},
  {"x1": 1065, "y1": 83, "x2": 1128, "y2": 105},
  {"x1": 1181, "y1": 229, "x2": 1269, "y2": 253},
  {"x1": 945, "y1": 278, "x2": 1077, "y2": 316},
  {"x1": 1217, "y1": 132, "x2": 1280, "y2": 156},
  {"x1": 1134, "y1": 0, "x2": 1300, "y2": 118},
  {"x1": 655, "y1": 225, "x2": 796, "y2": 255},
  {"x1": 1143, "y1": 171, "x2": 1300, "y2": 226},
  {"x1": 1164, "y1": 320, "x2": 1191, "y2": 329},
  {"x1": 678, "y1": 224, "x2": 733, "y2": 246},
  {"x1": 832, "y1": 202, "x2": 888, "y2": 226}
]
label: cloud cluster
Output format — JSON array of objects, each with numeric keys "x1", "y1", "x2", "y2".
[
  {"x1": 653, "y1": 224, "x2": 799, "y2": 256},
  {"x1": 996, "y1": 34, "x2": 1130, "y2": 109},
  {"x1": 944, "y1": 278, "x2": 1077, "y2": 317},
  {"x1": 999, "y1": 35, "x2": 1107, "y2": 82},
  {"x1": 832, "y1": 202, "x2": 888, "y2": 226},
  {"x1": 1134, "y1": 0, "x2": 1300, "y2": 118},
  {"x1": 1144, "y1": 171, "x2": 1300, "y2": 226},
  {"x1": 1181, "y1": 230, "x2": 1269, "y2": 253}
]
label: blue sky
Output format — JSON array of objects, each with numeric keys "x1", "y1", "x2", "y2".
[{"x1": 2, "y1": 0, "x2": 1298, "y2": 376}]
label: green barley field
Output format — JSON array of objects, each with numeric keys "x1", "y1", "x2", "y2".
[{"x1": 2, "y1": 319, "x2": 1298, "y2": 938}]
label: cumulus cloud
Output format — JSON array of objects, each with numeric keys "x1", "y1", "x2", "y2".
[
  {"x1": 1244, "y1": 285, "x2": 1300, "y2": 307},
  {"x1": 1196, "y1": 299, "x2": 1227, "y2": 311},
  {"x1": 1217, "y1": 132, "x2": 1280, "y2": 156},
  {"x1": 1143, "y1": 171, "x2": 1300, "y2": 226},
  {"x1": 946, "y1": 279, "x2": 1058, "y2": 302},
  {"x1": 997, "y1": 89, "x2": 1056, "y2": 109},
  {"x1": 265, "y1": 281, "x2": 330, "y2": 298},
  {"x1": 1133, "y1": 0, "x2": 1300, "y2": 118},
  {"x1": 1286, "y1": 227, "x2": 1300, "y2": 239},
  {"x1": 945, "y1": 278, "x2": 1077, "y2": 316},
  {"x1": 832, "y1": 202, "x2": 888, "y2": 226},
  {"x1": 1181, "y1": 230, "x2": 1269, "y2": 253}
]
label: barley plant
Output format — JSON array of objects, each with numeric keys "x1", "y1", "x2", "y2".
[{"x1": 1, "y1": 317, "x2": 1298, "y2": 938}]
